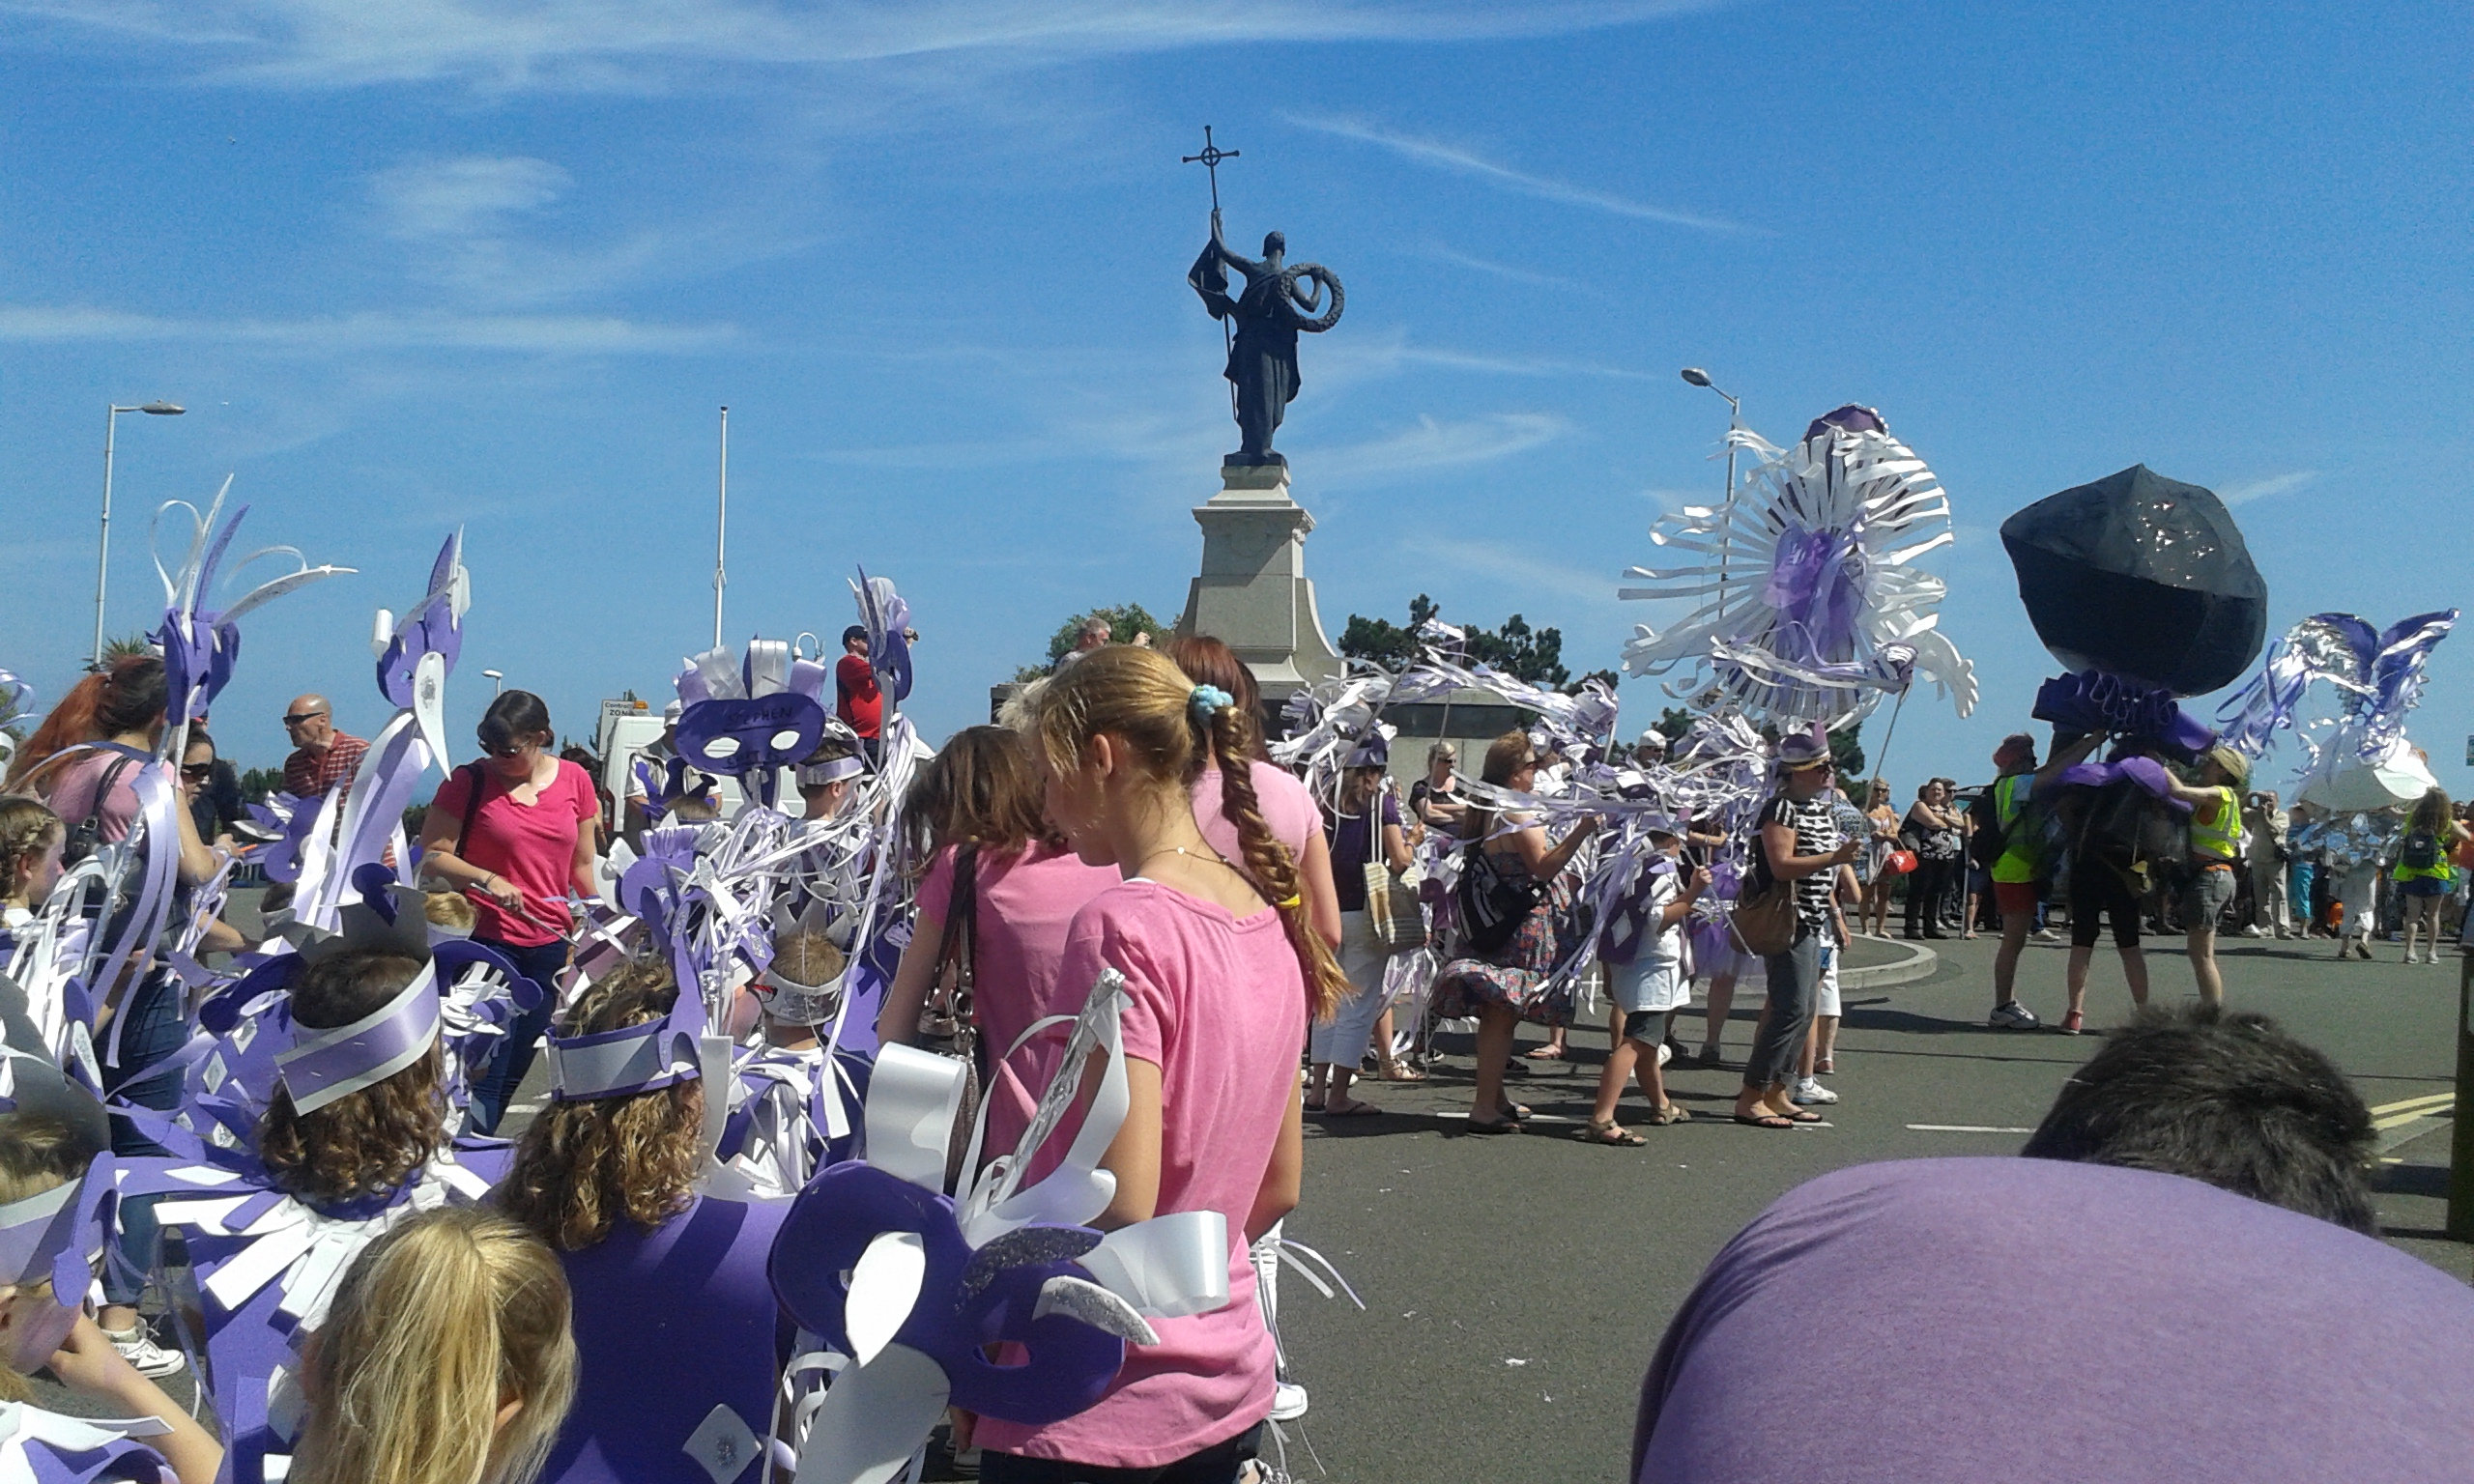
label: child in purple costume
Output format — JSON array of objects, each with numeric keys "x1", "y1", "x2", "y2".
[{"x1": 501, "y1": 956, "x2": 791, "y2": 1484}]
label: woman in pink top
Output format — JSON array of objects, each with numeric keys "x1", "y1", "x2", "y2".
[
  {"x1": 964, "y1": 645, "x2": 1346, "y2": 1481},
  {"x1": 14, "y1": 655, "x2": 217, "y2": 886},
  {"x1": 1166, "y1": 636, "x2": 1342, "y2": 949},
  {"x1": 417, "y1": 690, "x2": 599, "y2": 1132},
  {"x1": 877, "y1": 726, "x2": 1117, "y2": 1155}
]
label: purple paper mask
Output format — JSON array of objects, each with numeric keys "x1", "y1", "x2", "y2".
[
  {"x1": 676, "y1": 692, "x2": 827, "y2": 779},
  {"x1": 769, "y1": 1162, "x2": 1127, "y2": 1425}
]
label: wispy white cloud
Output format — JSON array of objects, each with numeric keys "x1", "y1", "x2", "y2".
[
  {"x1": 2221, "y1": 469, "x2": 2318, "y2": 506},
  {"x1": 1400, "y1": 533, "x2": 1624, "y2": 612},
  {"x1": 1288, "y1": 113, "x2": 1747, "y2": 233},
  {"x1": 362, "y1": 154, "x2": 803, "y2": 308},
  {"x1": 371, "y1": 156, "x2": 569, "y2": 240},
  {"x1": 1318, "y1": 327, "x2": 1656, "y2": 385},
  {"x1": 4, "y1": 1, "x2": 1715, "y2": 91},
  {"x1": 1415, "y1": 243, "x2": 1586, "y2": 292},
  {"x1": 1300, "y1": 412, "x2": 1568, "y2": 486},
  {"x1": 0, "y1": 303, "x2": 737, "y2": 354}
]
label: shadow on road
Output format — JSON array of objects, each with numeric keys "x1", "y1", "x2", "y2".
[{"x1": 2376, "y1": 1162, "x2": 2449, "y2": 1200}]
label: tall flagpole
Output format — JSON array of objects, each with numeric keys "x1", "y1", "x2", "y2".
[{"x1": 713, "y1": 406, "x2": 729, "y2": 650}]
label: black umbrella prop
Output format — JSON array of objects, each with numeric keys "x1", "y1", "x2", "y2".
[{"x1": 2001, "y1": 464, "x2": 2267, "y2": 698}]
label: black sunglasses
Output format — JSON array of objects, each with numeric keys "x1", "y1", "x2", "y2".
[
  {"x1": 280, "y1": 711, "x2": 326, "y2": 727},
  {"x1": 179, "y1": 762, "x2": 215, "y2": 779},
  {"x1": 479, "y1": 735, "x2": 534, "y2": 758}
]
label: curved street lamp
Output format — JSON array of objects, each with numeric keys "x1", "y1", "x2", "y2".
[
  {"x1": 94, "y1": 401, "x2": 187, "y2": 668},
  {"x1": 1680, "y1": 369, "x2": 1743, "y2": 596}
]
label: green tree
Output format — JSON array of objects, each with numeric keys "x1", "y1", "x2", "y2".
[
  {"x1": 1337, "y1": 594, "x2": 1441, "y2": 672},
  {"x1": 1338, "y1": 597, "x2": 1579, "y2": 689},
  {"x1": 238, "y1": 766, "x2": 283, "y2": 803},
  {"x1": 1830, "y1": 722, "x2": 1867, "y2": 784},
  {"x1": 101, "y1": 633, "x2": 153, "y2": 665},
  {"x1": 1657, "y1": 706, "x2": 1696, "y2": 744}
]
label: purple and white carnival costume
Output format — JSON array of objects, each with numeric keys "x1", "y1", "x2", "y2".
[
  {"x1": 532, "y1": 976, "x2": 791, "y2": 1484},
  {"x1": 0, "y1": 1058, "x2": 181, "y2": 1484}
]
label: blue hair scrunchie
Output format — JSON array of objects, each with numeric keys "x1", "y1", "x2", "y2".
[{"x1": 1189, "y1": 684, "x2": 1235, "y2": 721}]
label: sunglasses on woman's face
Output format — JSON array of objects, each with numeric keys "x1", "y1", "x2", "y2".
[
  {"x1": 479, "y1": 736, "x2": 533, "y2": 758},
  {"x1": 180, "y1": 762, "x2": 215, "y2": 780}
]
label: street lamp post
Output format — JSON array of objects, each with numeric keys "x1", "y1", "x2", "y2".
[
  {"x1": 1679, "y1": 369, "x2": 1742, "y2": 610},
  {"x1": 94, "y1": 401, "x2": 186, "y2": 668},
  {"x1": 713, "y1": 407, "x2": 729, "y2": 651},
  {"x1": 481, "y1": 669, "x2": 504, "y2": 697}
]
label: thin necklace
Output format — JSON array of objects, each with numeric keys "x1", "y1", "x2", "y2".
[{"x1": 1136, "y1": 843, "x2": 1238, "y2": 876}]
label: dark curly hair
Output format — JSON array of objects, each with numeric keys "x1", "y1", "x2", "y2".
[
  {"x1": 496, "y1": 956, "x2": 704, "y2": 1252},
  {"x1": 2022, "y1": 1003, "x2": 2376, "y2": 1232},
  {"x1": 259, "y1": 950, "x2": 448, "y2": 1208}
]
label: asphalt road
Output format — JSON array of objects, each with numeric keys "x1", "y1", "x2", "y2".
[
  {"x1": 71, "y1": 913, "x2": 2467, "y2": 1478},
  {"x1": 1268, "y1": 932, "x2": 2469, "y2": 1484}
]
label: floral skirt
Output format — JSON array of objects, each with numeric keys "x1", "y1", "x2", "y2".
[{"x1": 1432, "y1": 875, "x2": 1573, "y2": 1026}]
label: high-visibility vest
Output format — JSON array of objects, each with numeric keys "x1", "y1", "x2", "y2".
[
  {"x1": 1991, "y1": 773, "x2": 2039, "y2": 884},
  {"x1": 2189, "y1": 785, "x2": 2242, "y2": 863}
]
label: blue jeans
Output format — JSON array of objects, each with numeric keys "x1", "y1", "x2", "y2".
[
  {"x1": 103, "y1": 968, "x2": 189, "y2": 1306},
  {"x1": 464, "y1": 937, "x2": 571, "y2": 1134}
]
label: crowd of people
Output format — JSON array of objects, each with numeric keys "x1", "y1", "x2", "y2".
[{"x1": 0, "y1": 619, "x2": 2464, "y2": 1484}]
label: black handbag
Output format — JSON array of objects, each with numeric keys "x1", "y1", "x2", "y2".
[
  {"x1": 1456, "y1": 842, "x2": 1543, "y2": 956},
  {"x1": 919, "y1": 843, "x2": 983, "y2": 1192}
]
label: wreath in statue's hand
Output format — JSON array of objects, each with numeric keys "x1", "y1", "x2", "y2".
[{"x1": 1280, "y1": 265, "x2": 1344, "y2": 331}]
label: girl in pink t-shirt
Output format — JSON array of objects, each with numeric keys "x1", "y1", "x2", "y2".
[{"x1": 968, "y1": 646, "x2": 1348, "y2": 1481}]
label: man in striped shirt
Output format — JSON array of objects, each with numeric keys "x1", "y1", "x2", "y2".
[{"x1": 280, "y1": 694, "x2": 366, "y2": 803}]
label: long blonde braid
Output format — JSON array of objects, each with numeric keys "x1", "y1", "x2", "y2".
[{"x1": 1203, "y1": 703, "x2": 1347, "y2": 1022}]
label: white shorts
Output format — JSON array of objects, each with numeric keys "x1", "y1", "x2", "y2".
[
  {"x1": 1611, "y1": 954, "x2": 1691, "y2": 1014},
  {"x1": 1310, "y1": 909, "x2": 1393, "y2": 1069},
  {"x1": 1817, "y1": 948, "x2": 1842, "y2": 1019}
]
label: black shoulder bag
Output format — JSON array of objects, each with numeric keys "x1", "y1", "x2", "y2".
[{"x1": 919, "y1": 843, "x2": 983, "y2": 1191}]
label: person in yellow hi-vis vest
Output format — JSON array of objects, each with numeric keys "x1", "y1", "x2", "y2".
[{"x1": 2150, "y1": 745, "x2": 2253, "y2": 1006}]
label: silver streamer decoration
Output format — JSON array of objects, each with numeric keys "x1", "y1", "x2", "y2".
[{"x1": 1621, "y1": 417, "x2": 1975, "y2": 729}]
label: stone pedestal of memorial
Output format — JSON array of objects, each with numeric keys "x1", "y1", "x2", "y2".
[{"x1": 1173, "y1": 461, "x2": 1341, "y2": 700}]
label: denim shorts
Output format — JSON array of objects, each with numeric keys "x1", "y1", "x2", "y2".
[{"x1": 2187, "y1": 865, "x2": 2237, "y2": 927}]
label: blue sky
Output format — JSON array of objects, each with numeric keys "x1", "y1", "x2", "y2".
[{"x1": 3, "y1": 2, "x2": 2467, "y2": 798}]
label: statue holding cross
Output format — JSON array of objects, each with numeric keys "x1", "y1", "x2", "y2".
[{"x1": 1184, "y1": 128, "x2": 1345, "y2": 469}]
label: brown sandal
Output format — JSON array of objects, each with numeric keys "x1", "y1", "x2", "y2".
[
  {"x1": 1577, "y1": 1119, "x2": 1646, "y2": 1146},
  {"x1": 1648, "y1": 1103, "x2": 1692, "y2": 1126}
]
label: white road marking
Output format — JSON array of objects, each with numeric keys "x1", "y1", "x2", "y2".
[{"x1": 1906, "y1": 1124, "x2": 2035, "y2": 1134}]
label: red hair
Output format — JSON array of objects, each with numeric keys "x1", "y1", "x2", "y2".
[{"x1": 4, "y1": 671, "x2": 108, "y2": 790}]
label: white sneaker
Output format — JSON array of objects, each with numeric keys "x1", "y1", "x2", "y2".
[
  {"x1": 1271, "y1": 1381, "x2": 1309, "y2": 1422},
  {"x1": 102, "y1": 1325, "x2": 186, "y2": 1379},
  {"x1": 1791, "y1": 1077, "x2": 1839, "y2": 1105},
  {"x1": 2239, "y1": 926, "x2": 2264, "y2": 937},
  {"x1": 1989, "y1": 1000, "x2": 2041, "y2": 1031},
  {"x1": 2031, "y1": 928, "x2": 2062, "y2": 944}
]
